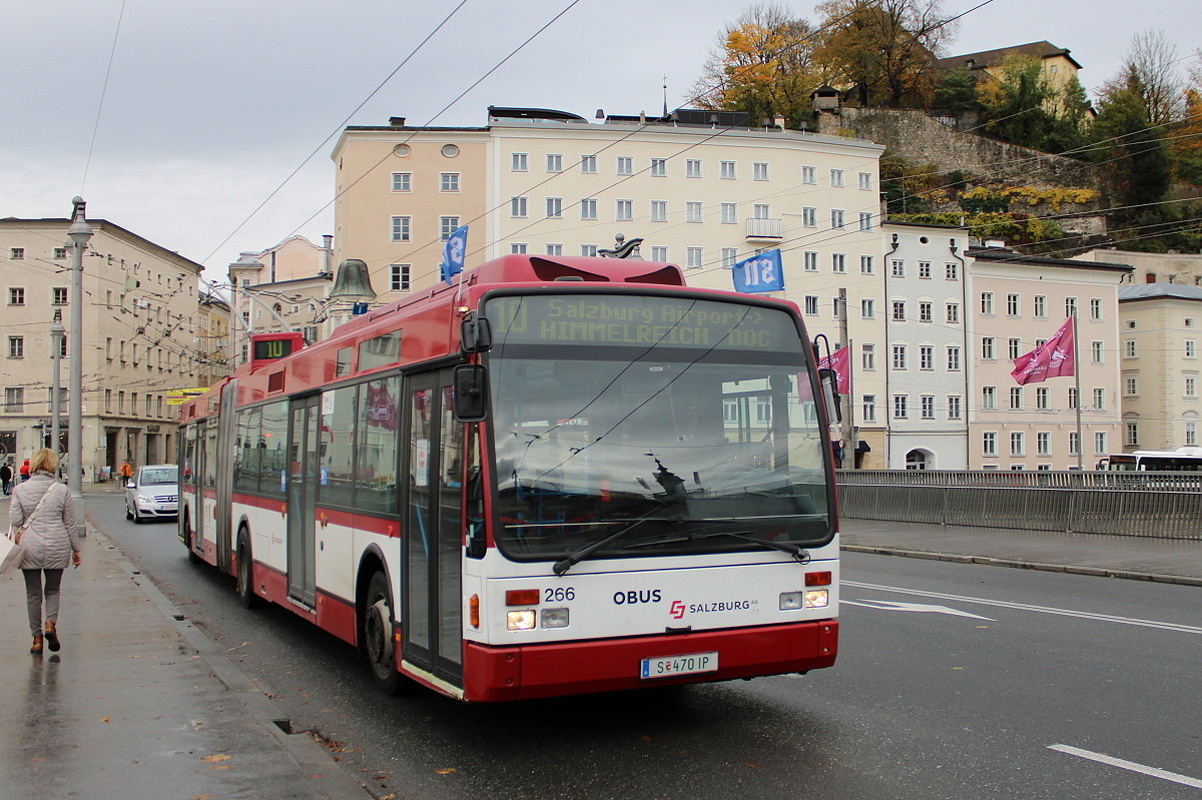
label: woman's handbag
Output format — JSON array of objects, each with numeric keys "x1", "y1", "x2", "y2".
[{"x1": 2, "y1": 485, "x2": 56, "y2": 576}]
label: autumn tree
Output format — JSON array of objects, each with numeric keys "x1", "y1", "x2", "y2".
[
  {"x1": 690, "y1": 4, "x2": 826, "y2": 127},
  {"x1": 812, "y1": 0, "x2": 954, "y2": 108},
  {"x1": 1123, "y1": 30, "x2": 1187, "y2": 126},
  {"x1": 974, "y1": 56, "x2": 1089, "y2": 152},
  {"x1": 1171, "y1": 53, "x2": 1202, "y2": 184}
]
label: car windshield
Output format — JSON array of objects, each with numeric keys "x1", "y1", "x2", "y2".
[
  {"x1": 139, "y1": 467, "x2": 177, "y2": 486},
  {"x1": 485, "y1": 293, "x2": 833, "y2": 563}
]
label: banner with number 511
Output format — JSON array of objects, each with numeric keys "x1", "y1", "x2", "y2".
[{"x1": 731, "y1": 249, "x2": 784, "y2": 294}]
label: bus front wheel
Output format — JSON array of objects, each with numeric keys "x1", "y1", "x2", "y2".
[
  {"x1": 363, "y1": 571, "x2": 402, "y2": 695},
  {"x1": 235, "y1": 531, "x2": 258, "y2": 609}
]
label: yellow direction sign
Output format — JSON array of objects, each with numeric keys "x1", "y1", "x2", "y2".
[{"x1": 166, "y1": 387, "x2": 209, "y2": 406}]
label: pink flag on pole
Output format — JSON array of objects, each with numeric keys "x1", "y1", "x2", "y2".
[
  {"x1": 818, "y1": 346, "x2": 851, "y2": 394},
  {"x1": 1011, "y1": 317, "x2": 1076, "y2": 385}
]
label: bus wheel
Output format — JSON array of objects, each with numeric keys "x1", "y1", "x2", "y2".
[
  {"x1": 236, "y1": 531, "x2": 258, "y2": 609},
  {"x1": 183, "y1": 512, "x2": 200, "y2": 565},
  {"x1": 363, "y1": 572, "x2": 402, "y2": 695}
]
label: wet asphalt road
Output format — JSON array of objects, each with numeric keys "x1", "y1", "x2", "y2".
[{"x1": 90, "y1": 493, "x2": 1202, "y2": 800}]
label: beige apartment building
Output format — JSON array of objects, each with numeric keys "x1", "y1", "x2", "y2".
[
  {"x1": 195, "y1": 291, "x2": 231, "y2": 388},
  {"x1": 332, "y1": 106, "x2": 887, "y2": 461},
  {"x1": 0, "y1": 216, "x2": 205, "y2": 481},
  {"x1": 965, "y1": 246, "x2": 1131, "y2": 469},
  {"x1": 1116, "y1": 283, "x2": 1202, "y2": 452}
]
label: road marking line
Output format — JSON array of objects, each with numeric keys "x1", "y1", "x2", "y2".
[
  {"x1": 1048, "y1": 744, "x2": 1202, "y2": 789},
  {"x1": 841, "y1": 599, "x2": 994, "y2": 621},
  {"x1": 844, "y1": 581, "x2": 1202, "y2": 635}
]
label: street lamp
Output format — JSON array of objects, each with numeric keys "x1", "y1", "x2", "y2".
[
  {"x1": 50, "y1": 310, "x2": 64, "y2": 458},
  {"x1": 65, "y1": 197, "x2": 91, "y2": 509}
]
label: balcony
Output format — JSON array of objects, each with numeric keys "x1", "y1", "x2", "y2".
[{"x1": 745, "y1": 217, "x2": 782, "y2": 240}]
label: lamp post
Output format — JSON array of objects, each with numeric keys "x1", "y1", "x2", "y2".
[
  {"x1": 50, "y1": 310, "x2": 64, "y2": 458},
  {"x1": 65, "y1": 197, "x2": 91, "y2": 509}
]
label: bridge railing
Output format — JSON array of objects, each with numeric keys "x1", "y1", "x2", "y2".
[{"x1": 836, "y1": 470, "x2": 1202, "y2": 540}]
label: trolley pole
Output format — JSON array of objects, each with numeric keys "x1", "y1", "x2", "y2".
[
  {"x1": 51, "y1": 310, "x2": 64, "y2": 456},
  {"x1": 65, "y1": 198, "x2": 91, "y2": 523}
]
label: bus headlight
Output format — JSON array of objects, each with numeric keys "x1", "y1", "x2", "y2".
[
  {"x1": 804, "y1": 589, "x2": 829, "y2": 609},
  {"x1": 541, "y1": 608, "x2": 569, "y2": 629},
  {"x1": 779, "y1": 591, "x2": 803, "y2": 611},
  {"x1": 506, "y1": 610, "x2": 536, "y2": 631}
]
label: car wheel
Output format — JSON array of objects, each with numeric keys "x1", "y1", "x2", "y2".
[{"x1": 126, "y1": 502, "x2": 133, "y2": 520}]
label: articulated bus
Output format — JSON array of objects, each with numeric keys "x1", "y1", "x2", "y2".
[{"x1": 178, "y1": 254, "x2": 840, "y2": 702}]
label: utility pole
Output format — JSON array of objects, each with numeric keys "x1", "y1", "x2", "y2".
[
  {"x1": 65, "y1": 197, "x2": 91, "y2": 528},
  {"x1": 51, "y1": 310, "x2": 64, "y2": 458}
]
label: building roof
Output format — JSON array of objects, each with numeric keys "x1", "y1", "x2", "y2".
[
  {"x1": 0, "y1": 216, "x2": 205, "y2": 274},
  {"x1": 937, "y1": 41, "x2": 1082, "y2": 72},
  {"x1": 966, "y1": 246, "x2": 1132, "y2": 273},
  {"x1": 1119, "y1": 283, "x2": 1202, "y2": 303}
]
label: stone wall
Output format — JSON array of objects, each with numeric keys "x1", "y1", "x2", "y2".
[{"x1": 819, "y1": 107, "x2": 1099, "y2": 190}]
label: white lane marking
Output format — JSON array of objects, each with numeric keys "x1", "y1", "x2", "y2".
[
  {"x1": 844, "y1": 581, "x2": 1202, "y2": 635},
  {"x1": 842, "y1": 599, "x2": 994, "y2": 621},
  {"x1": 1048, "y1": 744, "x2": 1202, "y2": 789}
]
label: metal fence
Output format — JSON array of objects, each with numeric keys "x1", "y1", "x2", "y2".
[{"x1": 836, "y1": 470, "x2": 1202, "y2": 540}]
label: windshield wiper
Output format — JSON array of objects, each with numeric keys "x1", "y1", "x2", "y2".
[
  {"x1": 625, "y1": 527, "x2": 811, "y2": 564},
  {"x1": 553, "y1": 507, "x2": 682, "y2": 576}
]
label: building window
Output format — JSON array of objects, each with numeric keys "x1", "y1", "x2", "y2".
[
  {"x1": 917, "y1": 261, "x2": 931, "y2": 279},
  {"x1": 720, "y1": 160, "x2": 736, "y2": 179},
  {"x1": 1124, "y1": 340, "x2": 1137, "y2": 358},
  {"x1": 1068, "y1": 387, "x2": 1079, "y2": 409},
  {"x1": 440, "y1": 172, "x2": 460, "y2": 192},
  {"x1": 947, "y1": 396, "x2": 961, "y2": 419},
  {"x1": 545, "y1": 244, "x2": 563, "y2": 255},
  {"x1": 831, "y1": 209, "x2": 845, "y2": 229},
  {"x1": 390, "y1": 263, "x2": 410, "y2": 292},
  {"x1": 1036, "y1": 432, "x2": 1050, "y2": 456},
  {"x1": 546, "y1": 198, "x2": 563, "y2": 218},
  {"x1": 510, "y1": 243, "x2": 527, "y2": 254},
  {"x1": 8, "y1": 288, "x2": 24, "y2": 305},
  {"x1": 832, "y1": 253, "x2": 846, "y2": 273},
  {"x1": 982, "y1": 337, "x2": 995, "y2": 360},
  {"x1": 1187, "y1": 376, "x2": 1198, "y2": 397},
  {"x1": 1090, "y1": 298, "x2": 1102, "y2": 321},
  {"x1": 753, "y1": 203, "x2": 770, "y2": 219},
  {"x1": 983, "y1": 432, "x2": 997, "y2": 456},
  {"x1": 650, "y1": 246, "x2": 668, "y2": 262},
  {"x1": 1093, "y1": 387, "x2": 1106, "y2": 409},
  {"x1": 920, "y1": 346, "x2": 934, "y2": 370},
  {"x1": 1125, "y1": 422, "x2": 1139, "y2": 447},
  {"x1": 390, "y1": 216, "x2": 411, "y2": 242},
  {"x1": 10, "y1": 248, "x2": 24, "y2": 260},
  {"x1": 1092, "y1": 341, "x2": 1104, "y2": 363},
  {"x1": 5, "y1": 387, "x2": 23, "y2": 413},
  {"x1": 580, "y1": 198, "x2": 598, "y2": 220},
  {"x1": 862, "y1": 394, "x2": 877, "y2": 422},
  {"x1": 391, "y1": 172, "x2": 411, "y2": 191},
  {"x1": 52, "y1": 287, "x2": 68, "y2": 305},
  {"x1": 511, "y1": 153, "x2": 528, "y2": 171},
  {"x1": 581, "y1": 244, "x2": 598, "y2": 257},
  {"x1": 616, "y1": 199, "x2": 633, "y2": 221},
  {"x1": 861, "y1": 298, "x2": 875, "y2": 319},
  {"x1": 893, "y1": 394, "x2": 908, "y2": 419},
  {"x1": 830, "y1": 168, "x2": 844, "y2": 187},
  {"x1": 1036, "y1": 387, "x2": 1049, "y2": 409},
  {"x1": 947, "y1": 346, "x2": 961, "y2": 371},
  {"x1": 801, "y1": 165, "x2": 816, "y2": 184},
  {"x1": 721, "y1": 203, "x2": 737, "y2": 224},
  {"x1": 1066, "y1": 297, "x2": 1077, "y2": 317},
  {"x1": 581, "y1": 154, "x2": 597, "y2": 173},
  {"x1": 1034, "y1": 295, "x2": 1047, "y2": 318},
  {"x1": 981, "y1": 292, "x2": 994, "y2": 315},
  {"x1": 54, "y1": 248, "x2": 67, "y2": 259},
  {"x1": 650, "y1": 201, "x2": 667, "y2": 222},
  {"x1": 686, "y1": 247, "x2": 703, "y2": 269},
  {"x1": 945, "y1": 262, "x2": 958, "y2": 281},
  {"x1": 1007, "y1": 293, "x2": 1020, "y2": 316},
  {"x1": 1009, "y1": 338, "x2": 1022, "y2": 360},
  {"x1": 804, "y1": 251, "x2": 818, "y2": 272},
  {"x1": 546, "y1": 154, "x2": 563, "y2": 173},
  {"x1": 892, "y1": 345, "x2": 907, "y2": 370},
  {"x1": 686, "y1": 202, "x2": 703, "y2": 223},
  {"x1": 859, "y1": 212, "x2": 873, "y2": 231},
  {"x1": 510, "y1": 196, "x2": 527, "y2": 217},
  {"x1": 685, "y1": 159, "x2": 702, "y2": 178},
  {"x1": 439, "y1": 217, "x2": 460, "y2": 240},
  {"x1": 616, "y1": 156, "x2": 633, "y2": 175},
  {"x1": 650, "y1": 158, "x2": 667, "y2": 176},
  {"x1": 982, "y1": 386, "x2": 996, "y2": 410},
  {"x1": 804, "y1": 296, "x2": 819, "y2": 316},
  {"x1": 860, "y1": 255, "x2": 874, "y2": 274},
  {"x1": 1010, "y1": 386, "x2": 1023, "y2": 410},
  {"x1": 892, "y1": 301, "x2": 906, "y2": 321},
  {"x1": 862, "y1": 343, "x2": 876, "y2": 371},
  {"x1": 753, "y1": 162, "x2": 769, "y2": 181},
  {"x1": 919, "y1": 302, "x2": 933, "y2": 322},
  {"x1": 1094, "y1": 432, "x2": 1107, "y2": 455},
  {"x1": 1187, "y1": 339, "x2": 1197, "y2": 358},
  {"x1": 859, "y1": 172, "x2": 873, "y2": 190},
  {"x1": 1187, "y1": 421, "x2": 1198, "y2": 446},
  {"x1": 721, "y1": 248, "x2": 738, "y2": 268},
  {"x1": 802, "y1": 207, "x2": 817, "y2": 227},
  {"x1": 1011, "y1": 432, "x2": 1025, "y2": 456},
  {"x1": 892, "y1": 260, "x2": 904, "y2": 278},
  {"x1": 1124, "y1": 376, "x2": 1138, "y2": 396},
  {"x1": 8, "y1": 336, "x2": 24, "y2": 358},
  {"x1": 946, "y1": 302, "x2": 959, "y2": 324}
]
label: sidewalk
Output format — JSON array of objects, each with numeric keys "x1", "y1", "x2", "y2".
[
  {"x1": 840, "y1": 517, "x2": 1202, "y2": 587},
  {"x1": 0, "y1": 511, "x2": 372, "y2": 800}
]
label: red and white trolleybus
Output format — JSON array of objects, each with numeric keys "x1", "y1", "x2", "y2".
[{"x1": 178, "y1": 254, "x2": 840, "y2": 702}]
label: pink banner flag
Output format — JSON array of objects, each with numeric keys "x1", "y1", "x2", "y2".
[
  {"x1": 1011, "y1": 317, "x2": 1076, "y2": 385},
  {"x1": 818, "y1": 346, "x2": 851, "y2": 394}
]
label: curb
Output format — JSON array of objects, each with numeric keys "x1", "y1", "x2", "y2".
[
  {"x1": 86, "y1": 520, "x2": 374, "y2": 800},
  {"x1": 841, "y1": 544, "x2": 1202, "y2": 588}
]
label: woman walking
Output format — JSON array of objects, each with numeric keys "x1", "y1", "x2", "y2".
[{"x1": 9, "y1": 448, "x2": 81, "y2": 654}]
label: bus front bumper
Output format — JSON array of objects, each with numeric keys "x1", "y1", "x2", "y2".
[{"x1": 462, "y1": 619, "x2": 838, "y2": 702}]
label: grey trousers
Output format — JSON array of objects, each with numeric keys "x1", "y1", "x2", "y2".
[{"x1": 22, "y1": 569, "x2": 64, "y2": 636}]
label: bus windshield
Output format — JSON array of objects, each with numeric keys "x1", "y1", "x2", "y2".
[{"x1": 485, "y1": 293, "x2": 832, "y2": 562}]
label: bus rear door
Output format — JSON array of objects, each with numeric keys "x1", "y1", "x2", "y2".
[{"x1": 287, "y1": 394, "x2": 321, "y2": 607}]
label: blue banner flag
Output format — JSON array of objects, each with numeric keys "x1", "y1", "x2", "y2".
[
  {"x1": 732, "y1": 249, "x2": 784, "y2": 293},
  {"x1": 441, "y1": 225, "x2": 469, "y2": 284}
]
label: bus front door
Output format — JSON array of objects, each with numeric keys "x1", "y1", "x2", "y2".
[
  {"x1": 402, "y1": 370, "x2": 464, "y2": 687},
  {"x1": 287, "y1": 394, "x2": 320, "y2": 607}
]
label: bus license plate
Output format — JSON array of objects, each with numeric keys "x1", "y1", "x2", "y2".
[{"x1": 640, "y1": 652, "x2": 719, "y2": 680}]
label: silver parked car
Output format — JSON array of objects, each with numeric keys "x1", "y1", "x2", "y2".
[{"x1": 125, "y1": 464, "x2": 179, "y2": 523}]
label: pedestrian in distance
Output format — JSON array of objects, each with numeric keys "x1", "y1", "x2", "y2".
[
  {"x1": 19, "y1": 458, "x2": 31, "y2": 482},
  {"x1": 119, "y1": 460, "x2": 133, "y2": 483},
  {"x1": 9, "y1": 448, "x2": 81, "y2": 654},
  {"x1": 0, "y1": 459, "x2": 11, "y2": 496}
]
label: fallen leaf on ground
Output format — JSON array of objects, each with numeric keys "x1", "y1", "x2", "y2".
[
  {"x1": 202, "y1": 754, "x2": 233, "y2": 763},
  {"x1": 436, "y1": 768, "x2": 457, "y2": 775}
]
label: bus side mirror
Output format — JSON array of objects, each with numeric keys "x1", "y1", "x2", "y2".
[
  {"x1": 818, "y1": 367, "x2": 842, "y2": 423},
  {"x1": 461, "y1": 317, "x2": 492, "y2": 354},
  {"x1": 454, "y1": 364, "x2": 489, "y2": 422}
]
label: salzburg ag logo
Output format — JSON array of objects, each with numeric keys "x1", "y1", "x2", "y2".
[{"x1": 669, "y1": 600, "x2": 686, "y2": 619}]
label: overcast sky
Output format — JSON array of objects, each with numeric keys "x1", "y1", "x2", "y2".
[{"x1": 3, "y1": 0, "x2": 1197, "y2": 282}]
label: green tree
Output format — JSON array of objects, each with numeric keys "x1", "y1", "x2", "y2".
[
  {"x1": 813, "y1": 0, "x2": 953, "y2": 108},
  {"x1": 933, "y1": 67, "x2": 980, "y2": 112},
  {"x1": 1090, "y1": 69, "x2": 1173, "y2": 213},
  {"x1": 975, "y1": 56, "x2": 1057, "y2": 149}
]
